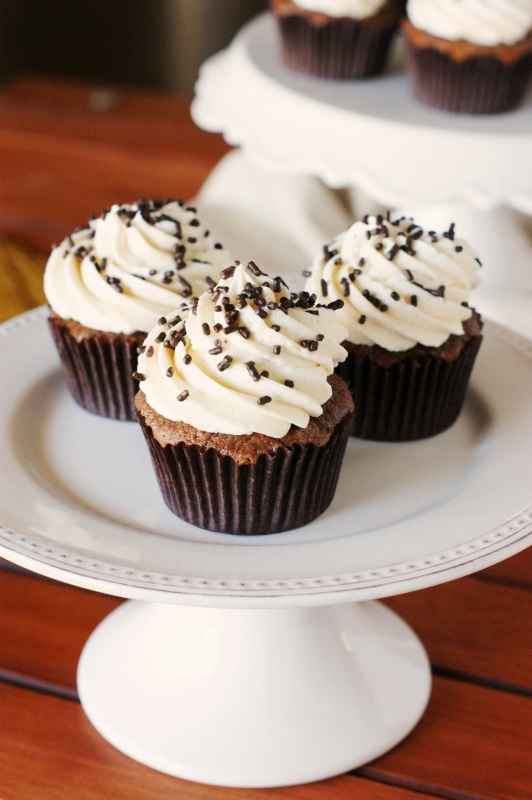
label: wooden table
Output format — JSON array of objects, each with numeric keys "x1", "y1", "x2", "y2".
[{"x1": 0, "y1": 76, "x2": 530, "y2": 800}]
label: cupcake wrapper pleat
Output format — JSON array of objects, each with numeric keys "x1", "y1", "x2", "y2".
[
  {"x1": 406, "y1": 45, "x2": 532, "y2": 114},
  {"x1": 48, "y1": 315, "x2": 143, "y2": 421},
  {"x1": 277, "y1": 15, "x2": 398, "y2": 79},
  {"x1": 336, "y1": 335, "x2": 482, "y2": 441},
  {"x1": 137, "y1": 411, "x2": 354, "y2": 535}
]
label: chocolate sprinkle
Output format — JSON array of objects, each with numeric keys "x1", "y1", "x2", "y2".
[
  {"x1": 273, "y1": 345, "x2": 281, "y2": 355},
  {"x1": 220, "y1": 265, "x2": 236, "y2": 279},
  {"x1": 359, "y1": 315, "x2": 366, "y2": 324},
  {"x1": 155, "y1": 331, "x2": 166, "y2": 343},
  {"x1": 404, "y1": 269, "x2": 414, "y2": 282},
  {"x1": 177, "y1": 390, "x2": 189, "y2": 402},
  {"x1": 224, "y1": 322, "x2": 240, "y2": 335},
  {"x1": 213, "y1": 323, "x2": 223, "y2": 333},
  {"x1": 245, "y1": 361, "x2": 261, "y2": 381},
  {"x1": 391, "y1": 291, "x2": 400, "y2": 301},
  {"x1": 271, "y1": 324, "x2": 280, "y2": 332},
  {"x1": 239, "y1": 327, "x2": 251, "y2": 339},
  {"x1": 321, "y1": 279, "x2": 328, "y2": 297},
  {"x1": 166, "y1": 367, "x2": 174, "y2": 377},
  {"x1": 217, "y1": 355, "x2": 233, "y2": 372},
  {"x1": 257, "y1": 396, "x2": 271, "y2": 405},
  {"x1": 443, "y1": 223, "x2": 456, "y2": 241},
  {"x1": 183, "y1": 354, "x2": 192, "y2": 364},
  {"x1": 247, "y1": 261, "x2": 264, "y2": 276},
  {"x1": 316, "y1": 334, "x2": 324, "y2": 341},
  {"x1": 132, "y1": 372, "x2": 146, "y2": 381},
  {"x1": 146, "y1": 346, "x2": 154, "y2": 357},
  {"x1": 261, "y1": 371, "x2": 269, "y2": 378},
  {"x1": 209, "y1": 345, "x2": 223, "y2": 355},
  {"x1": 386, "y1": 244, "x2": 400, "y2": 261},
  {"x1": 284, "y1": 380, "x2": 294, "y2": 388},
  {"x1": 202, "y1": 323, "x2": 211, "y2": 336},
  {"x1": 411, "y1": 295, "x2": 418, "y2": 306}
]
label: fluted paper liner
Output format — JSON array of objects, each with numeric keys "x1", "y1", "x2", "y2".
[
  {"x1": 48, "y1": 314, "x2": 143, "y2": 421},
  {"x1": 336, "y1": 335, "x2": 482, "y2": 441},
  {"x1": 406, "y1": 44, "x2": 532, "y2": 114},
  {"x1": 137, "y1": 411, "x2": 353, "y2": 535},
  {"x1": 277, "y1": 14, "x2": 398, "y2": 79}
]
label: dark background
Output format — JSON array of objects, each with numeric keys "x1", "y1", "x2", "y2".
[{"x1": 1, "y1": 0, "x2": 267, "y2": 92}]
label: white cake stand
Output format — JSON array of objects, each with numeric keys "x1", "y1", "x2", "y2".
[
  {"x1": 1, "y1": 307, "x2": 532, "y2": 787},
  {"x1": 191, "y1": 12, "x2": 532, "y2": 304}
]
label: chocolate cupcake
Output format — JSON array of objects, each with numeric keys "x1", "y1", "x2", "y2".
[
  {"x1": 135, "y1": 262, "x2": 353, "y2": 535},
  {"x1": 305, "y1": 214, "x2": 483, "y2": 441},
  {"x1": 44, "y1": 200, "x2": 230, "y2": 421},
  {"x1": 271, "y1": 0, "x2": 404, "y2": 79},
  {"x1": 402, "y1": 0, "x2": 532, "y2": 114}
]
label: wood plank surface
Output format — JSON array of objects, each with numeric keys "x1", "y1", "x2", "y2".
[
  {"x1": 385, "y1": 574, "x2": 532, "y2": 693},
  {"x1": 478, "y1": 545, "x2": 532, "y2": 590},
  {"x1": 0, "y1": 569, "x2": 120, "y2": 689},
  {"x1": 0, "y1": 682, "x2": 435, "y2": 800},
  {"x1": 361, "y1": 677, "x2": 532, "y2": 800},
  {"x1": 0, "y1": 76, "x2": 230, "y2": 250}
]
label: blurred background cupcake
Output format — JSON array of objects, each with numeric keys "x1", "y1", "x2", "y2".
[
  {"x1": 271, "y1": 0, "x2": 405, "y2": 78},
  {"x1": 402, "y1": 0, "x2": 532, "y2": 114}
]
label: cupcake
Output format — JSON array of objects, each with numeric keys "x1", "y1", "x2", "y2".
[
  {"x1": 305, "y1": 214, "x2": 483, "y2": 441},
  {"x1": 402, "y1": 0, "x2": 532, "y2": 114},
  {"x1": 135, "y1": 261, "x2": 354, "y2": 535},
  {"x1": 44, "y1": 200, "x2": 230, "y2": 421},
  {"x1": 271, "y1": 0, "x2": 404, "y2": 79}
]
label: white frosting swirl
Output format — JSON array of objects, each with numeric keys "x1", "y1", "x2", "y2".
[
  {"x1": 294, "y1": 0, "x2": 387, "y2": 19},
  {"x1": 305, "y1": 215, "x2": 480, "y2": 352},
  {"x1": 137, "y1": 263, "x2": 348, "y2": 437},
  {"x1": 44, "y1": 201, "x2": 231, "y2": 335},
  {"x1": 407, "y1": 0, "x2": 532, "y2": 46}
]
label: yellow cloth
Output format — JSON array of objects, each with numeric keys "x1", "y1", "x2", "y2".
[{"x1": 0, "y1": 237, "x2": 47, "y2": 323}]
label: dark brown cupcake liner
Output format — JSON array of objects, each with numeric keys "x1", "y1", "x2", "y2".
[
  {"x1": 276, "y1": 13, "x2": 399, "y2": 79},
  {"x1": 48, "y1": 314, "x2": 145, "y2": 421},
  {"x1": 405, "y1": 44, "x2": 532, "y2": 114},
  {"x1": 137, "y1": 410, "x2": 354, "y2": 535},
  {"x1": 335, "y1": 335, "x2": 482, "y2": 441}
]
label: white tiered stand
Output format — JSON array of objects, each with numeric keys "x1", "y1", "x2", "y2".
[
  {"x1": 1, "y1": 14, "x2": 532, "y2": 791},
  {"x1": 192, "y1": 13, "x2": 532, "y2": 332}
]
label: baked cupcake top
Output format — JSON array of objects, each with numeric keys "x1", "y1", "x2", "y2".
[
  {"x1": 406, "y1": 0, "x2": 532, "y2": 46},
  {"x1": 136, "y1": 262, "x2": 348, "y2": 437},
  {"x1": 304, "y1": 214, "x2": 481, "y2": 352},
  {"x1": 287, "y1": 0, "x2": 387, "y2": 18},
  {"x1": 44, "y1": 200, "x2": 230, "y2": 336}
]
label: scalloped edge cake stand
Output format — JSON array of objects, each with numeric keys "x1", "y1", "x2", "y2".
[
  {"x1": 191, "y1": 12, "x2": 532, "y2": 297},
  {"x1": 1, "y1": 310, "x2": 532, "y2": 787}
]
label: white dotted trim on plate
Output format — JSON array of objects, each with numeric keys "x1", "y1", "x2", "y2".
[{"x1": 1, "y1": 507, "x2": 532, "y2": 595}]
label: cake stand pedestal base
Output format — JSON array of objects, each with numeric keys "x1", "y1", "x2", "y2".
[{"x1": 77, "y1": 599, "x2": 431, "y2": 788}]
